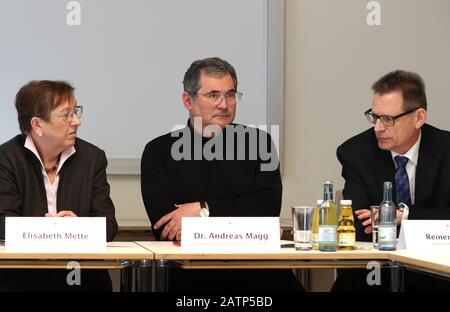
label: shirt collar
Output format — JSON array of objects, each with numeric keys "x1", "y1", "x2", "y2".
[
  {"x1": 391, "y1": 130, "x2": 421, "y2": 166},
  {"x1": 24, "y1": 134, "x2": 76, "y2": 173}
]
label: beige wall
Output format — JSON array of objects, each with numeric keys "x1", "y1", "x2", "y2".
[
  {"x1": 109, "y1": 175, "x2": 149, "y2": 227},
  {"x1": 282, "y1": 0, "x2": 450, "y2": 221},
  {"x1": 109, "y1": 0, "x2": 450, "y2": 228}
]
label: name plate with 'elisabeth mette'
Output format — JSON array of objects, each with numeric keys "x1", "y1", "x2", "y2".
[
  {"x1": 181, "y1": 217, "x2": 280, "y2": 252},
  {"x1": 5, "y1": 217, "x2": 106, "y2": 252},
  {"x1": 398, "y1": 220, "x2": 450, "y2": 251}
]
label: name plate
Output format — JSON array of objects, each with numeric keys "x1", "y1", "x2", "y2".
[
  {"x1": 5, "y1": 217, "x2": 106, "y2": 252},
  {"x1": 181, "y1": 217, "x2": 280, "y2": 252},
  {"x1": 398, "y1": 220, "x2": 450, "y2": 251}
]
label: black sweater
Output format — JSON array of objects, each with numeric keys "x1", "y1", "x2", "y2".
[{"x1": 141, "y1": 124, "x2": 282, "y2": 240}]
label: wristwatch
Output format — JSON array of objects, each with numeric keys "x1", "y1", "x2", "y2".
[{"x1": 199, "y1": 200, "x2": 209, "y2": 217}]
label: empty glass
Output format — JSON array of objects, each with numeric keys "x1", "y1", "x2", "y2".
[
  {"x1": 370, "y1": 205, "x2": 380, "y2": 249},
  {"x1": 291, "y1": 206, "x2": 314, "y2": 251}
]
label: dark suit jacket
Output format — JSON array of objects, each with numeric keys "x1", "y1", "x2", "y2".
[
  {"x1": 0, "y1": 134, "x2": 118, "y2": 241},
  {"x1": 336, "y1": 124, "x2": 450, "y2": 241}
]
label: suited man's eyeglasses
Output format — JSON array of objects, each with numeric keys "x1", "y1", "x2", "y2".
[{"x1": 364, "y1": 107, "x2": 419, "y2": 127}]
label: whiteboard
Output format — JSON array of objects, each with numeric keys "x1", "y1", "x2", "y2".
[{"x1": 0, "y1": 0, "x2": 284, "y2": 174}]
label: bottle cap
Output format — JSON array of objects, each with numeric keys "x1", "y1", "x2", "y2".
[
  {"x1": 340, "y1": 199, "x2": 352, "y2": 205},
  {"x1": 316, "y1": 199, "x2": 324, "y2": 205}
]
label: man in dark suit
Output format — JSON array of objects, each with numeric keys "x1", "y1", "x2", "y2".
[{"x1": 333, "y1": 70, "x2": 450, "y2": 291}]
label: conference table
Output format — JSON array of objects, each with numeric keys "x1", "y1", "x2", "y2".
[
  {"x1": 388, "y1": 249, "x2": 450, "y2": 289},
  {"x1": 0, "y1": 242, "x2": 154, "y2": 292},
  {"x1": 1, "y1": 241, "x2": 448, "y2": 292},
  {"x1": 136, "y1": 241, "x2": 448, "y2": 292}
]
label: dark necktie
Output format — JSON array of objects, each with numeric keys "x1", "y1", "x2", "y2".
[{"x1": 394, "y1": 155, "x2": 411, "y2": 205}]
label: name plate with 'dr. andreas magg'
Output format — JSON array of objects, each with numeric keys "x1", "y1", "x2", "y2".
[
  {"x1": 5, "y1": 217, "x2": 106, "y2": 252},
  {"x1": 181, "y1": 217, "x2": 280, "y2": 252}
]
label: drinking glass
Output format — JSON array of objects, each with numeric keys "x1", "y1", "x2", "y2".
[
  {"x1": 291, "y1": 206, "x2": 314, "y2": 251},
  {"x1": 370, "y1": 205, "x2": 380, "y2": 249}
]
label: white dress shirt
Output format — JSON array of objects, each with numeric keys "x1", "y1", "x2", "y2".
[{"x1": 24, "y1": 134, "x2": 76, "y2": 215}]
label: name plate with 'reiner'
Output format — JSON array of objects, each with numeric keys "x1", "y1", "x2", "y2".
[{"x1": 398, "y1": 220, "x2": 450, "y2": 251}]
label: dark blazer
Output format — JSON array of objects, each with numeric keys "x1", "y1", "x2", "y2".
[
  {"x1": 0, "y1": 134, "x2": 118, "y2": 241},
  {"x1": 0, "y1": 134, "x2": 118, "y2": 291},
  {"x1": 337, "y1": 124, "x2": 450, "y2": 241}
]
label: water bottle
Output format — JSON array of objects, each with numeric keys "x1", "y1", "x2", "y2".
[
  {"x1": 378, "y1": 181, "x2": 397, "y2": 251},
  {"x1": 318, "y1": 181, "x2": 337, "y2": 252}
]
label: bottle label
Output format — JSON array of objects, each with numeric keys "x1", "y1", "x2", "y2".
[
  {"x1": 318, "y1": 226, "x2": 337, "y2": 243},
  {"x1": 378, "y1": 225, "x2": 396, "y2": 243},
  {"x1": 338, "y1": 233, "x2": 355, "y2": 246}
]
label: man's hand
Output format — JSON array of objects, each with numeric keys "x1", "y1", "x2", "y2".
[
  {"x1": 396, "y1": 209, "x2": 403, "y2": 225},
  {"x1": 154, "y1": 202, "x2": 202, "y2": 241},
  {"x1": 355, "y1": 208, "x2": 402, "y2": 234},
  {"x1": 45, "y1": 210, "x2": 77, "y2": 217},
  {"x1": 355, "y1": 209, "x2": 373, "y2": 234}
]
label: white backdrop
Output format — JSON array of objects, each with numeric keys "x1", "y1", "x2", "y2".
[{"x1": 0, "y1": 0, "x2": 283, "y2": 173}]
